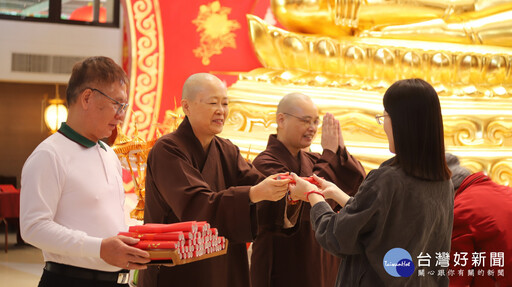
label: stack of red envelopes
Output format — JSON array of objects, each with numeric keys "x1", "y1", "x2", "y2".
[{"x1": 121, "y1": 221, "x2": 227, "y2": 262}]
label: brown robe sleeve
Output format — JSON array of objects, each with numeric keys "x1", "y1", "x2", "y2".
[
  {"x1": 252, "y1": 154, "x2": 302, "y2": 234},
  {"x1": 145, "y1": 138, "x2": 262, "y2": 243},
  {"x1": 253, "y1": 146, "x2": 366, "y2": 235}
]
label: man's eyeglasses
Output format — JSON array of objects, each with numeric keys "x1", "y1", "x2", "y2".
[
  {"x1": 375, "y1": 114, "x2": 388, "y2": 125},
  {"x1": 283, "y1": 113, "x2": 320, "y2": 127},
  {"x1": 86, "y1": 87, "x2": 129, "y2": 115}
]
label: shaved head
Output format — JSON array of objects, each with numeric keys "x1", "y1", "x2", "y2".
[
  {"x1": 277, "y1": 92, "x2": 315, "y2": 115},
  {"x1": 275, "y1": 92, "x2": 319, "y2": 155},
  {"x1": 180, "y1": 73, "x2": 229, "y2": 148},
  {"x1": 182, "y1": 73, "x2": 226, "y2": 102}
]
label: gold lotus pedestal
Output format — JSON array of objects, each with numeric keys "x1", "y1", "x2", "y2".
[{"x1": 220, "y1": 12, "x2": 512, "y2": 187}]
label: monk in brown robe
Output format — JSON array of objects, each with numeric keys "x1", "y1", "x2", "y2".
[
  {"x1": 250, "y1": 93, "x2": 366, "y2": 287},
  {"x1": 138, "y1": 73, "x2": 290, "y2": 287}
]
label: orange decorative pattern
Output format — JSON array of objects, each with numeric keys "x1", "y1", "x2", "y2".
[
  {"x1": 192, "y1": 1, "x2": 241, "y2": 66},
  {"x1": 123, "y1": 0, "x2": 164, "y2": 140}
]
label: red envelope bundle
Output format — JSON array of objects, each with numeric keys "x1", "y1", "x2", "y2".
[
  {"x1": 123, "y1": 221, "x2": 228, "y2": 264},
  {"x1": 119, "y1": 231, "x2": 186, "y2": 241},
  {"x1": 196, "y1": 221, "x2": 210, "y2": 234},
  {"x1": 129, "y1": 221, "x2": 198, "y2": 233}
]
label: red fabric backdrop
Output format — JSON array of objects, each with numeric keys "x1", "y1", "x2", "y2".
[{"x1": 157, "y1": 0, "x2": 272, "y2": 113}]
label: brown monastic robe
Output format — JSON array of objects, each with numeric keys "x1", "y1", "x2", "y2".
[
  {"x1": 250, "y1": 134, "x2": 365, "y2": 287},
  {"x1": 139, "y1": 117, "x2": 264, "y2": 287}
]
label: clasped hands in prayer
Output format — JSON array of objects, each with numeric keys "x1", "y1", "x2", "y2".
[
  {"x1": 321, "y1": 113, "x2": 344, "y2": 153},
  {"x1": 286, "y1": 112, "x2": 349, "y2": 207}
]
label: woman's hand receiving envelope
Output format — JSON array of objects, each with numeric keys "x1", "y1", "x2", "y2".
[
  {"x1": 287, "y1": 173, "x2": 352, "y2": 207},
  {"x1": 288, "y1": 173, "x2": 319, "y2": 202},
  {"x1": 311, "y1": 174, "x2": 351, "y2": 207}
]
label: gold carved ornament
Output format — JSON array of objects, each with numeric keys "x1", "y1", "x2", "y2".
[
  {"x1": 192, "y1": 1, "x2": 241, "y2": 66},
  {"x1": 112, "y1": 125, "x2": 154, "y2": 220},
  {"x1": 112, "y1": 110, "x2": 184, "y2": 220}
]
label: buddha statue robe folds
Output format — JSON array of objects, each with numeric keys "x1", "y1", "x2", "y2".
[
  {"x1": 272, "y1": 0, "x2": 512, "y2": 48},
  {"x1": 247, "y1": 0, "x2": 512, "y2": 93}
]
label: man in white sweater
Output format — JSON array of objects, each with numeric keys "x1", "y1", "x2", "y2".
[{"x1": 20, "y1": 56, "x2": 150, "y2": 287}]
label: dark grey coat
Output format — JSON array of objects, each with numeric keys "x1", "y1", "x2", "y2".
[{"x1": 311, "y1": 159, "x2": 454, "y2": 287}]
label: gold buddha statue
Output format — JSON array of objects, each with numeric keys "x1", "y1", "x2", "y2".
[{"x1": 217, "y1": 0, "x2": 512, "y2": 186}]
